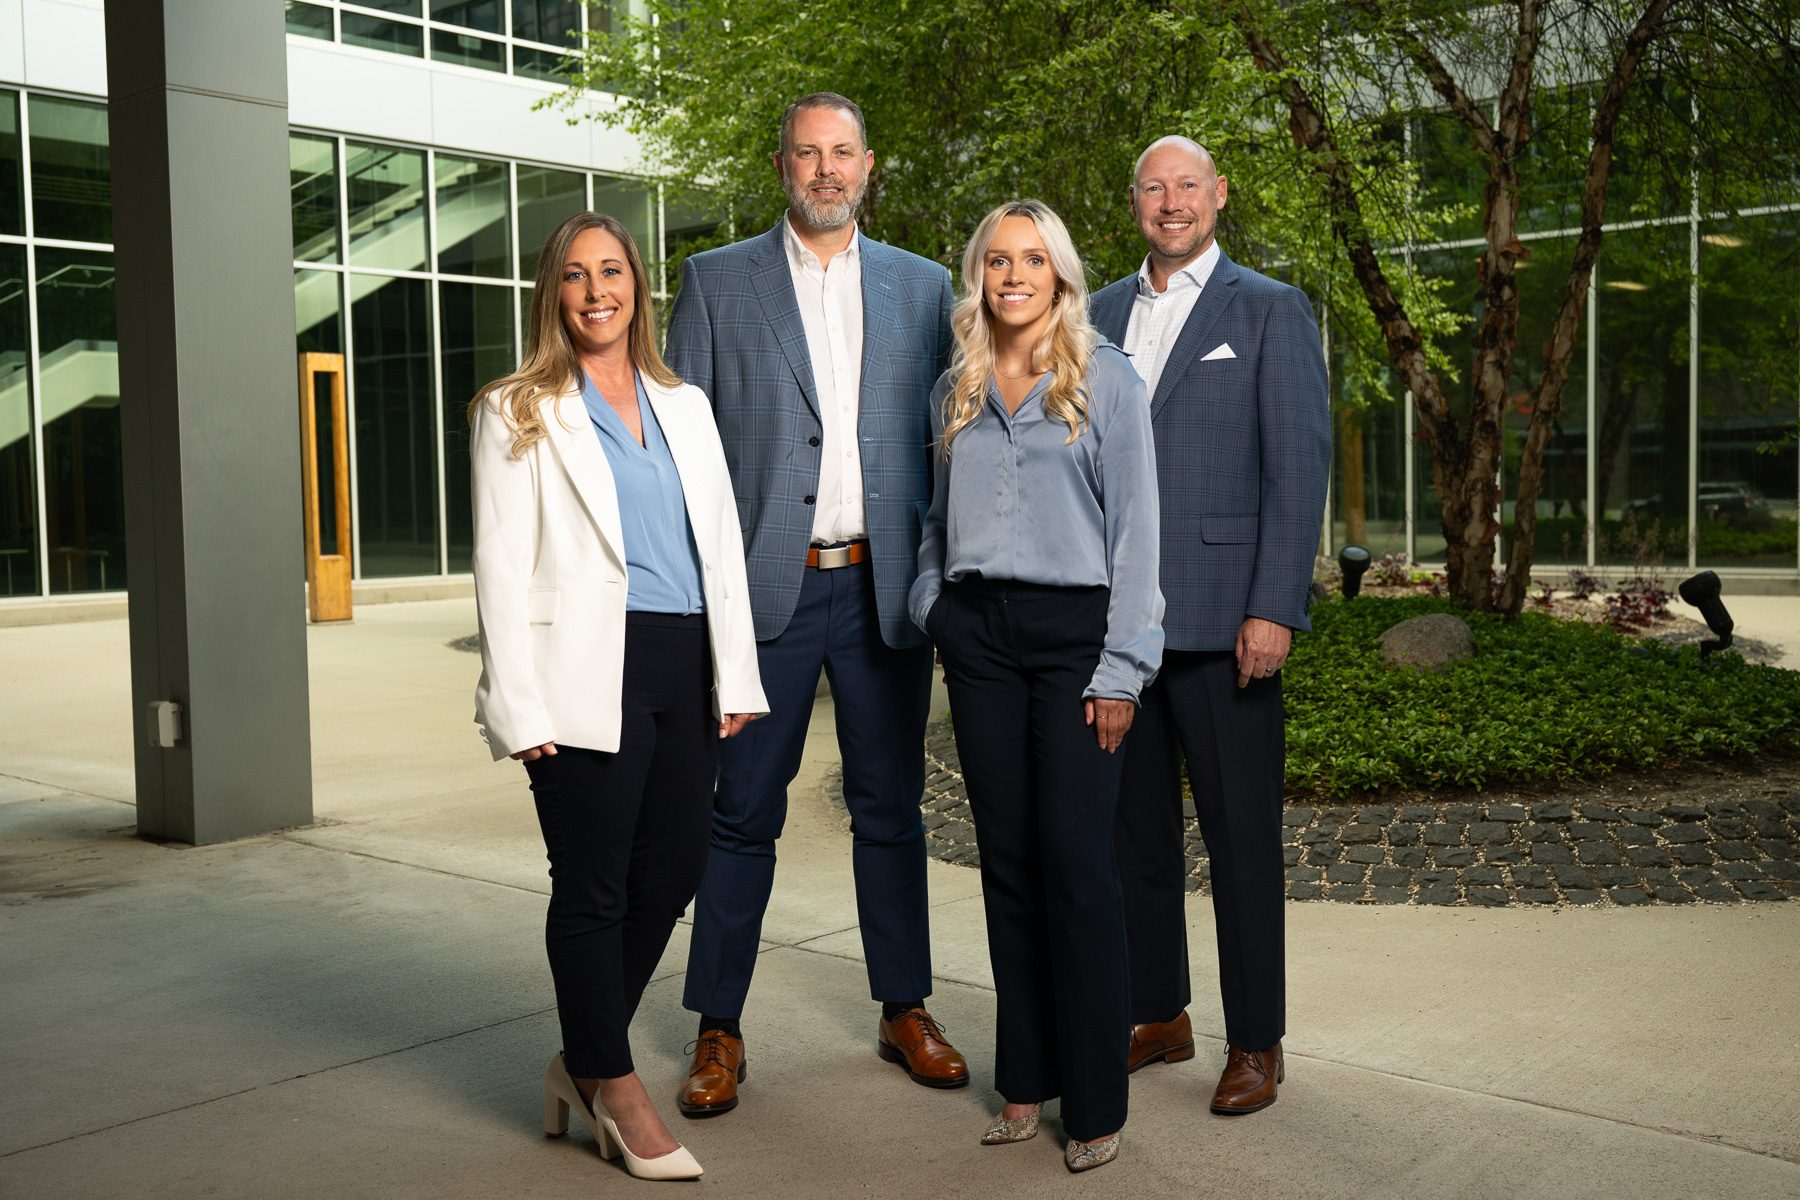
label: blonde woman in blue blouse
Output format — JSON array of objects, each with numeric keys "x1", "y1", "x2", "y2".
[{"x1": 909, "y1": 200, "x2": 1163, "y2": 1173}]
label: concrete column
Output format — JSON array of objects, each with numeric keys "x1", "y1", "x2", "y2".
[{"x1": 107, "y1": 2, "x2": 313, "y2": 843}]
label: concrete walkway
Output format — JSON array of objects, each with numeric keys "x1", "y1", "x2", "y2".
[{"x1": 2, "y1": 599, "x2": 1798, "y2": 1198}]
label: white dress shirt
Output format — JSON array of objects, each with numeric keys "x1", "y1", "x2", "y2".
[
  {"x1": 783, "y1": 214, "x2": 866, "y2": 543},
  {"x1": 1122, "y1": 240, "x2": 1221, "y2": 400}
]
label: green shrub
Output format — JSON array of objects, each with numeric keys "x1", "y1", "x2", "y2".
[{"x1": 1284, "y1": 596, "x2": 1800, "y2": 798}]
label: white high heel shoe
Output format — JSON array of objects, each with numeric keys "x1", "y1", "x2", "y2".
[{"x1": 543, "y1": 1053, "x2": 704, "y2": 1181}]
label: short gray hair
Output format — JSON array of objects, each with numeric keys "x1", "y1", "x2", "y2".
[{"x1": 780, "y1": 92, "x2": 867, "y2": 155}]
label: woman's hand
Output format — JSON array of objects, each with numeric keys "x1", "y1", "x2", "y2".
[
  {"x1": 720, "y1": 713, "x2": 761, "y2": 739},
  {"x1": 511, "y1": 742, "x2": 558, "y2": 762},
  {"x1": 1084, "y1": 698, "x2": 1135, "y2": 754}
]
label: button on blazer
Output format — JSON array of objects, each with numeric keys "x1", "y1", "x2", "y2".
[{"x1": 470, "y1": 374, "x2": 769, "y2": 760}]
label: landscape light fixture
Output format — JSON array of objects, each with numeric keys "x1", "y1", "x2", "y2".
[
  {"x1": 1677, "y1": 570, "x2": 1734, "y2": 662},
  {"x1": 1339, "y1": 545, "x2": 1372, "y2": 599}
]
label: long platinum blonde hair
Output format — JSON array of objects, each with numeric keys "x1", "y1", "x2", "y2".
[
  {"x1": 467, "y1": 211, "x2": 680, "y2": 458},
  {"x1": 940, "y1": 199, "x2": 1097, "y2": 459}
]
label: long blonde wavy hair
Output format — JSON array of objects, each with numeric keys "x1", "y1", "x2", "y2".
[
  {"x1": 940, "y1": 199, "x2": 1097, "y2": 460},
  {"x1": 467, "y1": 211, "x2": 680, "y2": 458}
]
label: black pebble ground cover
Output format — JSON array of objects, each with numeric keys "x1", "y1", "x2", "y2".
[{"x1": 1285, "y1": 596, "x2": 1800, "y2": 799}]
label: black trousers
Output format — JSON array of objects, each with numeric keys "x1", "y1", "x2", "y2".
[
  {"x1": 930, "y1": 578, "x2": 1129, "y2": 1141},
  {"x1": 1116, "y1": 649, "x2": 1285, "y2": 1050},
  {"x1": 524, "y1": 612, "x2": 718, "y2": 1079}
]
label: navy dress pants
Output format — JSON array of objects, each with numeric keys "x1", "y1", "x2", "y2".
[
  {"x1": 1116, "y1": 649, "x2": 1286, "y2": 1050},
  {"x1": 931, "y1": 577, "x2": 1129, "y2": 1142},
  {"x1": 525, "y1": 613, "x2": 718, "y2": 1079},
  {"x1": 682, "y1": 560, "x2": 935, "y2": 1018}
]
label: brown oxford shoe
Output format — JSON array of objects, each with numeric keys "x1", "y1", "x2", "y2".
[
  {"x1": 877, "y1": 1007, "x2": 970, "y2": 1088},
  {"x1": 1210, "y1": 1043, "x2": 1284, "y2": 1115},
  {"x1": 677, "y1": 1029, "x2": 746, "y2": 1118},
  {"x1": 1127, "y1": 1010, "x2": 1196, "y2": 1074}
]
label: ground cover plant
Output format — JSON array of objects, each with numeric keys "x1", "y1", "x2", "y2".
[{"x1": 1284, "y1": 596, "x2": 1800, "y2": 799}]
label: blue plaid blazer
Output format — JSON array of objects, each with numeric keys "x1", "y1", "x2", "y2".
[
  {"x1": 664, "y1": 222, "x2": 954, "y2": 649},
  {"x1": 1090, "y1": 252, "x2": 1331, "y2": 652}
]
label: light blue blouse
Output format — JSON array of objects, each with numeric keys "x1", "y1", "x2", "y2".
[
  {"x1": 580, "y1": 372, "x2": 706, "y2": 615},
  {"x1": 908, "y1": 343, "x2": 1164, "y2": 701}
]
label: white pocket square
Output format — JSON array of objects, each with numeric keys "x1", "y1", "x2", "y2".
[{"x1": 1200, "y1": 342, "x2": 1236, "y2": 361}]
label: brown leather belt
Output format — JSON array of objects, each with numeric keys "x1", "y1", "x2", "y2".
[{"x1": 806, "y1": 540, "x2": 870, "y2": 569}]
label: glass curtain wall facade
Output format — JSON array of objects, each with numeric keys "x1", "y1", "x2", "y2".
[
  {"x1": 282, "y1": 0, "x2": 646, "y2": 82},
  {"x1": 1326, "y1": 108, "x2": 1800, "y2": 578},
  {"x1": 0, "y1": 83, "x2": 662, "y2": 597}
]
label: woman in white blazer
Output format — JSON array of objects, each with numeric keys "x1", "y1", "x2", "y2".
[{"x1": 469, "y1": 211, "x2": 766, "y2": 1182}]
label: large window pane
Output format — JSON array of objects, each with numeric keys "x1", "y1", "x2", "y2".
[
  {"x1": 593, "y1": 175, "x2": 657, "y2": 270},
  {"x1": 285, "y1": 2, "x2": 332, "y2": 40},
  {"x1": 352, "y1": 275, "x2": 438, "y2": 576},
  {"x1": 1594, "y1": 226, "x2": 1690, "y2": 567},
  {"x1": 342, "y1": 13, "x2": 424, "y2": 56},
  {"x1": 351, "y1": 0, "x2": 422, "y2": 13},
  {"x1": 513, "y1": 0, "x2": 580, "y2": 43},
  {"x1": 347, "y1": 142, "x2": 427, "y2": 270},
  {"x1": 516, "y1": 164, "x2": 584, "y2": 278},
  {"x1": 1501, "y1": 235, "x2": 1588, "y2": 564},
  {"x1": 430, "y1": 29, "x2": 504, "y2": 72},
  {"x1": 291, "y1": 134, "x2": 340, "y2": 264},
  {"x1": 436, "y1": 154, "x2": 509, "y2": 277},
  {"x1": 28, "y1": 95, "x2": 110, "y2": 244},
  {"x1": 1411, "y1": 248, "x2": 1480, "y2": 565},
  {"x1": 1, "y1": 91, "x2": 22, "y2": 236},
  {"x1": 1330, "y1": 395, "x2": 1407, "y2": 561},
  {"x1": 1412, "y1": 111, "x2": 1484, "y2": 244},
  {"x1": 439, "y1": 282, "x2": 514, "y2": 572},
  {"x1": 296, "y1": 268, "x2": 342, "y2": 355},
  {"x1": 432, "y1": 0, "x2": 500, "y2": 33},
  {"x1": 37, "y1": 249, "x2": 122, "y2": 593},
  {"x1": 0, "y1": 245, "x2": 36, "y2": 595},
  {"x1": 1697, "y1": 214, "x2": 1799, "y2": 567}
]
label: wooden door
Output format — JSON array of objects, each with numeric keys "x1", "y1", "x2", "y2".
[{"x1": 299, "y1": 352, "x2": 353, "y2": 622}]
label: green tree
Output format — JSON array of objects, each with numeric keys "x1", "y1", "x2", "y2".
[
  {"x1": 553, "y1": 0, "x2": 1799, "y2": 611},
  {"x1": 1224, "y1": 0, "x2": 1800, "y2": 610}
]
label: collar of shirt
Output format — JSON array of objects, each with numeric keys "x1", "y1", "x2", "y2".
[
  {"x1": 1135, "y1": 239, "x2": 1220, "y2": 299},
  {"x1": 783, "y1": 211, "x2": 861, "y2": 277}
]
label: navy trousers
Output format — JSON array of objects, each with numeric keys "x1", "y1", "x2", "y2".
[
  {"x1": 526, "y1": 613, "x2": 718, "y2": 1079},
  {"x1": 931, "y1": 578, "x2": 1129, "y2": 1141},
  {"x1": 682, "y1": 560, "x2": 935, "y2": 1018},
  {"x1": 1117, "y1": 649, "x2": 1286, "y2": 1049}
]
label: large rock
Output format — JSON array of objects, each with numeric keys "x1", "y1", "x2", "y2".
[{"x1": 1379, "y1": 613, "x2": 1474, "y2": 671}]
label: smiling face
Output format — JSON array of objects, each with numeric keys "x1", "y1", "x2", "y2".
[
  {"x1": 558, "y1": 226, "x2": 634, "y2": 357},
  {"x1": 982, "y1": 214, "x2": 1059, "y2": 337},
  {"x1": 774, "y1": 104, "x2": 873, "y2": 233},
  {"x1": 1131, "y1": 139, "x2": 1229, "y2": 270}
]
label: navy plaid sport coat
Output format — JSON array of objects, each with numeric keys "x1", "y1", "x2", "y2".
[
  {"x1": 1090, "y1": 252, "x2": 1331, "y2": 652},
  {"x1": 664, "y1": 222, "x2": 954, "y2": 649}
]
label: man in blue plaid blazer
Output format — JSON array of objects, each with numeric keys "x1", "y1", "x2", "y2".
[
  {"x1": 1090, "y1": 137, "x2": 1330, "y2": 1117},
  {"x1": 664, "y1": 93, "x2": 966, "y2": 1114}
]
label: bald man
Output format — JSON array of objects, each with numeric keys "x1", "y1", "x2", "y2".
[{"x1": 1088, "y1": 137, "x2": 1330, "y2": 1115}]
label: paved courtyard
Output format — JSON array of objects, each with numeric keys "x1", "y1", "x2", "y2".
[{"x1": 3, "y1": 598, "x2": 1798, "y2": 1197}]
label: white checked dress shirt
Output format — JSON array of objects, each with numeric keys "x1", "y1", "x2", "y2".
[
  {"x1": 1122, "y1": 240, "x2": 1221, "y2": 399},
  {"x1": 783, "y1": 214, "x2": 866, "y2": 544}
]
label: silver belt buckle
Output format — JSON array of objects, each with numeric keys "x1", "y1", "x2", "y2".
[{"x1": 814, "y1": 543, "x2": 854, "y2": 569}]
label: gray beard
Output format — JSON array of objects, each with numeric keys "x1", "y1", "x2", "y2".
[
  {"x1": 797, "y1": 195, "x2": 856, "y2": 230},
  {"x1": 786, "y1": 178, "x2": 862, "y2": 232}
]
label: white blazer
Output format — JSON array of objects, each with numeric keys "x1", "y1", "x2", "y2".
[{"x1": 470, "y1": 374, "x2": 768, "y2": 761}]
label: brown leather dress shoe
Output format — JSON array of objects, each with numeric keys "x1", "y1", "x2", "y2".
[
  {"x1": 1127, "y1": 1010, "x2": 1196, "y2": 1074},
  {"x1": 1210, "y1": 1043, "x2": 1283, "y2": 1115},
  {"x1": 677, "y1": 1029, "x2": 746, "y2": 1118},
  {"x1": 876, "y1": 1008, "x2": 970, "y2": 1088}
]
